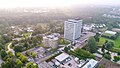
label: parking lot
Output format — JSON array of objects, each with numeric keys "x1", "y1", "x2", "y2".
[{"x1": 74, "y1": 31, "x2": 96, "y2": 49}]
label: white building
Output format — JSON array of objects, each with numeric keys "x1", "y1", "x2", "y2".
[
  {"x1": 105, "y1": 30, "x2": 117, "y2": 35},
  {"x1": 64, "y1": 19, "x2": 82, "y2": 42},
  {"x1": 43, "y1": 34, "x2": 59, "y2": 48},
  {"x1": 81, "y1": 59, "x2": 98, "y2": 68},
  {"x1": 55, "y1": 53, "x2": 71, "y2": 64}
]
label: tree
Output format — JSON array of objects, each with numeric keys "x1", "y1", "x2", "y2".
[
  {"x1": 86, "y1": 37, "x2": 97, "y2": 53},
  {"x1": 94, "y1": 33, "x2": 100, "y2": 42},
  {"x1": 25, "y1": 52, "x2": 31, "y2": 56},
  {"x1": 14, "y1": 45, "x2": 23, "y2": 52},
  {"x1": 64, "y1": 47, "x2": 69, "y2": 53},
  {"x1": 24, "y1": 42, "x2": 29, "y2": 49},
  {"x1": 16, "y1": 52, "x2": 22, "y2": 57},
  {"x1": 103, "y1": 53, "x2": 111, "y2": 60},
  {"x1": 8, "y1": 51, "x2": 14, "y2": 58},
  {"x1": 18, "y1": 53, "x2": 28, "y2": 63},
  {"x1": 0, "y1": 49, "x2": 7, "y2": 59},
  {"x1": 16, "y1": 59, "x2": 23, "y2": 68},
  {"x1": 31, "y1": 52, "x2": 36, "y2": 58},
  {"x1": 24, "y1": 62, "x2": 38, "y2": 68},
  {"x1": 6, "y1": 57, "x2": 15, "y2": 68},
  {"x1": 1, "y1": 62, "x2": 6, "y2": 68},
  {"x1": 69, "y1": 48, "x2": 95, "y2": 60},
  {"x1": 105, "y1": 41, "x2": 114, "y2": 53},
  {"x1": 114, "y1": 56, "x2": 120, "y2": 62},
  {"x1": 26, "y1": 62, "x2": 33, "y2": 68},
  {"x1": 101, "y1": 44, "x2": 105, "y2": 53},
  {"x1": 118, "y1": 52, "x2": 120, "y2": 55},
  {"x1": 21, "y1": 56, "x2": 28, "y2": 63},
  {"x1": 0, "y1": 43, "x2": 4, "y2": 50},
  {"x1": 2, "y1": 35, "x2": 12, "y2": 43}
]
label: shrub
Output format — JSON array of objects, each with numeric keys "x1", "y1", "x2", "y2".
[
  {"x1": 103, "y1": 54, "x2": 111, "y2": 60},
  {"x1": 114, "y1": 56, "x2": 120, "y2": 62}
]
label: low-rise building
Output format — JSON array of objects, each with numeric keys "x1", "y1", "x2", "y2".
[
  {"x1": 55, "y1": 53, "x2": 71, "y2": 64},
  {"x1": 81, "y1": 59, "x2": 98, "y2": 68},
  {"x1": 105, "y1": 30, "x2": 117, "y2": 35}
]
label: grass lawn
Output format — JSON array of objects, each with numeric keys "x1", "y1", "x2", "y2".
[
  {"x1": 103, "y1": 33, "x2": 114, "y2": 37},
  {"x1": 98, "y1": 35, "x2": 120, "y2": 48}
]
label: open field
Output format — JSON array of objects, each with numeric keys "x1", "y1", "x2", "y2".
[
  {"x1": 103, "y1": 33, "x2": 114, "y2": 37},
  {"x1": 98, "y1": 35, "x2": 120, "y2": 48}
]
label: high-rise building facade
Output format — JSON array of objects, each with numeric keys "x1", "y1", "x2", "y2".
[{"x1": 64, "y1": 19, "x2": 82, "y2": 41}]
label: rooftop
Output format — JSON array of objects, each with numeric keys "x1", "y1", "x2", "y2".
[
  {"x1": 43, "y1": 33, "x2": 60, "y2": 40},
  {"x1": 82, "y1": 59, "x2": 98, "y2": 68},
  {"x1": 105, "y1": 30, "x2": 117, "y2": 35},
  {"x1": 66, "y1": 19, "x2": 82, "y2": 23},
  {"x1": 55, "y1": 53, "x2": 69, "y2": 62}
]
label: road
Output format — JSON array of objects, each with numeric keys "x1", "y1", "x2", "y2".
[
  {"x1": 7, "y1": 42, "x2": 15, "y2": 55},
  {"x1": 7, "y1": 42, "x2": 12, "y2": 51}
]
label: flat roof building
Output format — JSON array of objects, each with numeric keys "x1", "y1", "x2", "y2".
[
  {"x1": 105, "y1": 30, "x2": 117, "y2": 35},
  {"x1": 55, "y1": 53, "x2": 71, "y2": 64},
  {"x1": 64, "y1": 19, "x2": 82, "y2": 42},
  {"x1": 81, "y1": 59, "x2": 98, "y2": 68}
]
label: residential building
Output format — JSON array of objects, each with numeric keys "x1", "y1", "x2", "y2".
[
  {"x1": 64, "y1": 19, "x2": 82, "y2": 42},
  {"x1": 43, "y1": 33, "x2": 59, "y2": 48}
]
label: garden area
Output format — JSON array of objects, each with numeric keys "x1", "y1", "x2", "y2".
[
  {"x1": 68, "y1": 48, "x2": 95, "y2": 60},
  {"x1": 98, "y1": 35, "x2": 120, "y2": 48},
  {"x1": 96, "y1": 32, "x2": 120, "y2": 53}
]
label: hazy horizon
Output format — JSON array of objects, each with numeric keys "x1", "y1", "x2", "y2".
[{"x1": 0, "y1": 0, "x2": 120, "y2": 8}]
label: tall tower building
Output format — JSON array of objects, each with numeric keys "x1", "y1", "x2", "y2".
[{"x1": 64, "y1": 19, "x2": 82, "y2": 42}]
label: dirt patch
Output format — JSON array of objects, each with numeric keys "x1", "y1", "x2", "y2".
[{"x1": 97, "y1": 58, "x2": 120, "y2": 68}]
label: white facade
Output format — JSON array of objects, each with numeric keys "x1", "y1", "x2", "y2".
[{"x1": 64, "y1": 19, "x2": 82, "y2": 41}]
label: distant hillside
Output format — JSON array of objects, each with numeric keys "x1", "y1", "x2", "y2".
[{"x1": 0, "y1": 5, "x2": 112, "y2": 26}]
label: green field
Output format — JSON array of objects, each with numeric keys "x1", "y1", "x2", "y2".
[
  {"x1": 103, "y1": 33, "x2": 114, "y2": 37},
  {"x1": 98, "y1": 35, "x2": 120, "y2": 48}
]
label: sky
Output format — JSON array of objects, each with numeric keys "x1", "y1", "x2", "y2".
[{"x1": 0, "y1": 0, "x2": 120, "y2": 8}]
